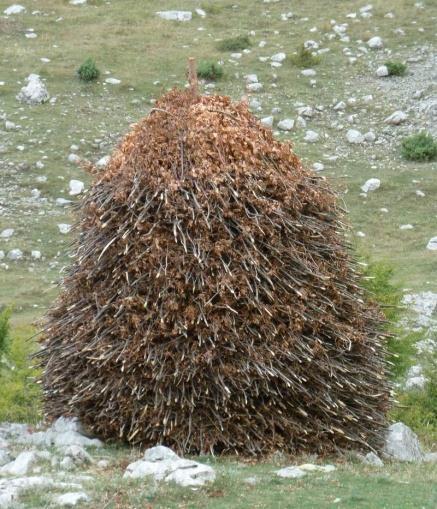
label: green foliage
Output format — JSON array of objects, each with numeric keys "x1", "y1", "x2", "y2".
[
  {"x1": 77, "y1": 57, "x2": 100, "y2": 82},
  {"x1": 392, "y1": 352, "x2": 437, "y2": 443},
  {"x1": 361, "y1": 261, "x2": 419, "y2": 380},
  {"x1": 217, "y1": 35, "x2": 251, "y2": 52},
  {"x1": 0, "y1": 307, "x2": 11, "y2": 357},
  {"x1": 201, "y1": 2, "x2": 223, "y2": 15},
  {"x1": 0, "y1": 325, "x2": 42, "y2": 422},
  {"x1": 401, "y1": 132, "x2": 437, "y2": 162},
  {"x1": 289, "y1": 44, "x2": 321, "y2": 67},
  {"x1": 385, "y1": 60, "x2": 407, "y2": 76},
  {"x1": 197, "y1": 60, "x2": 224, "y2": 81}
]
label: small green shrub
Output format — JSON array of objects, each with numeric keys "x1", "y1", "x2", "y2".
[
  {"x1": 385, "y1": 60, "x2": 407, "y2": 76},
  {"x1": 401, "y1": 132, "x2": 437, "y2": 162},
  {"x1": 0, "y1": 307, "x2": 11, "y2": 357},
  {"x1": 197, "y1": 60, "x2": 224, "y2": 81},
  {"x1": 289, "y1": 44, "x2": 321, "y2": 67},
  {"x1": 0, "y1": 325, "x2": 42, "y2": 422},
  {"x1": 392, "y1": 351, "x2": 437, "y2": 443},
  {"x1": 77, "y1": 57, "x2": 100, "y2": 82},
  {"x1": 217, "y1": 35, "x2": 251, "y2": 52}
]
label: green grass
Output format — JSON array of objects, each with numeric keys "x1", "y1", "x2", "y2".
[
  {"x1": 289, "y1": 44, "x2": 321, "y2": 68},
  {"x1": 18, "y1": 455, "x2": 437, "y2": 508},
  {"x1": 385, "y1": 60, "x2": 407, "y2": 76},
  {"x1": 197, "y1": 60, "x2": 224, "y2": 80},
  {"x1": 401, "y1": 132, "x2": 437, "y2": 162},
  {"x1": 217, "y1": 34, "x2": 252, "y2": 52},
  {"x1": 0, "y1": 324, "x2": 42, "y2": 422}
]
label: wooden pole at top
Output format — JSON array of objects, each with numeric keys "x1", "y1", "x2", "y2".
[{"x1": 188, "y1": 57, "x2": 198, "y2": 97}]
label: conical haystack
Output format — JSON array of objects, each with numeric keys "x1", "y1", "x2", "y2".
[{"x1": 39, "y1": 89, "x2": 390, "y2": 455}]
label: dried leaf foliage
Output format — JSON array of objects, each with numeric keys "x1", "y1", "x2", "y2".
[{"x1": 38, "y1": 89, "x2": 390, "y2": 455}]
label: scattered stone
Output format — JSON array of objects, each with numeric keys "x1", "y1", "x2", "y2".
[
  {"x1": 70, "y1": 0, "x2": 87, "y2": 5},
  {"x1": 362, "y1": 452, "x2": 384, "y2": 467},
  {"x1": 96, "y1": 155, "x2": 110, "y2": 169},
  {"x1": 4, "y1": 4, "x2": 25, "y2": 15},
  {"x1": 384, "y1": 422, "x2": 423, "y2": 462},
  {"x1": 313, "y1": 162, "x2": 324, "y2": 172},
  {"x1": 271, "y1": 52, "x2": 286, "y2": 63},
  {"x1": 245, "y1": 74, "x2": 259, "y2": 84},
  {"x1": 361, "y1": 178, "x2": 380, "y2": 193},
  {"x1": 195, "y1": 8, "x2": 206, "y2": 17},
  {"x1": 400, "y1": 224, "x2": 414, "y2": 230},
  {"x1": 123, "y1": 445, "x2": 215, "y2": 487},
  {"x1": 364, "y1": 131, "x2": 376, "y2": 142},
  {"x1": 426, "y1": 237, "x2": 437, "y2": 251},
  {"x1": 277, "y1": 118, "x2": 294, "y2": 131},
  {"x1": 62, "y1": 445, "x2": 93, "y2": 466},
  {"x1": 298, "y1": 463, "x2": 336, "y2": 473},
  {"x1": 56, "y1": 198, "x2": 73, "y2": 207},
  {"x1": 301, "y1": 69, "x2": 316, "y2": 77},
  {"x1": 7, "y1": 249, "x2": 23, "y2": 261},
  {"x1": 31, "y1": 250, "x2": 41, "y2": 259},
  {"x1": 68, "y1": 153, "x2": 80, "y2": 164},
  {"x1": 385, "y1": 111, "x2": 407, "y2": 125},
  {"x1": 246, "y1": 82, "x2": 263, "y2": 92},
  {"x1": 69, "y1": 180, "x2": 84, "y2": 196},
  {"x1": 304, "y1": 130, "x2": 319, "y2": 143},
  {"x1": 105, "y1": 78, "x2": 121, "y2": 85},
  {"x1": 376, "y1": 65, "x2": 389, "y2": 77},
  {"x1": 0, "y1": 451, "x2": 37, "y2": 476},
  {"x1": 416, "y1": 190, "x2": 425, "y2": 197},
  {"x1": 276, "y1": 466, "x2": 306, "y2": 479},
  {"x1": 333, "y1": 101, "x2": 346, "y2": 111},
  {"x1": 0, "y1": 450, "x2": 11, "y2": 467},
  {"x1": 356, "y1": 231, "x2": 366, "y2": 237},
  {"x1": 16, "y1": 74, "x2": 49, "y2": 105},
  {"x1": 53, "y1": 492, "x2": 90, "y2": 507},
  {"x1": 405, "y1": 365, "x2": 426, "y2": 390},
  {"x1": 0, "y1": 229, "x2": 14, "y2": 239},
  {"x1": 347, "y1": 129, "x2": 364, "y2": 144},
  {"x1": 260, "y1": 116, "x2": 274, "y2": 128},
  {"x1": 58, "y1": 224, "x2": 72, "y2": 234},
  {"x1": 157, "y1": 11, "x2": 192, "y2": 22},
  {"x1": 367, "y1": 36, "x2": 383, "y2": 49}
]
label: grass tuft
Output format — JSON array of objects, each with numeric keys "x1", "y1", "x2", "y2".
[
  {"x1": 289, "y1": 44, "x2": 321, "y2": 67},
  {"x1": 77, "y1": 57, "x2": 100, "y2": 82},
  {"x1": 217, "y1": 35, "x2": 251, "y2": 52},
  {"x1": 197, "y1": 60, "x2": 224, "y2": 80},
  {"x1": 385, "y1": 60, "x2": 407, "y2": 76},
  {"x1": 401, "y1": 132, "x2": 437, "y2": 161}
]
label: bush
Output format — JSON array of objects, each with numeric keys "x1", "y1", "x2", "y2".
[
  {"x1": 401, "y1": 132, "x2": 437, "y2": 162},
  {"x1": 0, "y1": 307, "x2": 11, "y2": 358},
  {"x1": 385, "y1": 60, "x2": 407, "y2": 76},
  {"x1": 289, "y1": 44, "x2": 321, "y2": 67},
  {"x1": 217, "y1": 35, "x2": 251, "y2": 52},
  {"x1": 77, "y1": 57, "x2": 100, "y2": 82},
  {"x1": 391, "y1": 351, "x2": 437, "y2": 443},
  {"x1": 0, "y1": 325, "x2": 42, "y2": 422},
  {"x1": 197, "y1": 60, "x2": 224, "y2": 80}
]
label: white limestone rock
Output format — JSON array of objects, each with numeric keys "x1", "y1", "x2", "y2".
[
  {"x1": 58, "y1": 224, "x2": 72, "y2": 235},
  {"x1": 105, "y1": 78, "x2": 121, "y2": 85},
  {"x1": 367, "y1": 36, "x2": 383, "y2": 49},
  {"x1": 362, "y1": 452, "x2": 384, "y2": 467},
  {"x1": 361, "y1": 178, "x2": 380, "y2": 193},
  {"x1": 157, "y1": 11, "x2": 192, "y2": 22},
  {"x1": 0, "y1": 229, "x2": 14, "y2": 239},
  {"x1": 426, "y1": 237, "x2": 437, "y2": 251},
  {"x1": 69, "y1": 179, "x2": 84, "y2": 196},
  {"x1": 277, "y1": 119, "x2": 294, "y2": 131},
  {"x1": 7, "y1": 249, "x2": 23, "y2": 261},
  {"x1": 96, "y1": 155, "x2": 110, "y2": 169},
  {"x1": 385, "y1": 111, "x2": 407, "y2": 125},
  {"x1": 0, "y1": 451, "x2": 37, "y2": 476},
  {"x1": 346, "y1": 129, "x2": 364, "y2": 144},
  {"x1": 260, "y1": 116, "x2": 274, "y2": 128},
  {"x1": 304, "y1": 130, "x2": 319, "y2": 143},
  {"x1": 271, "y1": 52, "x2": 286, "y2": 63},
  {"x1": 384, "y1": 422, "x2": 423, "y2": 462},
  {"x1": 68, "y1": 153, "x2": 80, "y2": 164},
  {"x1": 16, "y1": 74, "x2": 49, "y2": 105},
  {"x1": 376, "y1": 65, "x2": 389, "y2": 77},
  {"x1": 301, "y1": 69, "x2": 316, "y2": 77},
  {"x1": 276, "y1": 466, "x2": 306, "y2": 478},
  {"x1": 4, "y1": 4, "x2": 25, "y2": 15},
  {"x1": 123, "y1": 446, "x2": 215, "y2": 487},
  {"x1": 53, "y1": 492, "x2": 90, "y2": 506}
]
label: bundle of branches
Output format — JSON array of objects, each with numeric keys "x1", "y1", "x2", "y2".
[{"x1": 38, "y1": 88, "x2": 391, "y2": 455}]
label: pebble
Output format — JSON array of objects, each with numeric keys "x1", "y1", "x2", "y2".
[
  {"x1": 58, "y1": 224, "x2": 72, "y2": 234},
  {"x1": 105, "y1": 78, "x2": 121, "y2": 85},
  {"x1": 260, "y1": 116, "x2": 274, "y2": 128},
  {"x1": 304, "y1": 130, "x2": 319, "y2": 143},
  {"x1": 69, "y1": 179, "x2": 85, "y2": 196},
  {"x1": 346, "y1": 129, "x2": 364, "y2": 144},
  {"x1": 277, "y1": 119, "x2": 294, "y2": 131},
  {"x1": 68, "y1": 153, "x2": 80, "y2": 164},
  {"x1": 0, "y1": 228, "x2": 14, "y2": 239},
  {"x1": 367, "y1": 36, "x2": 383, "y2": 49},
  {"x1": 361, "y1": 178, "x2": 381, "y2": 193},
  {"x1": 426, "y1": 237, "x2": 437, "y2": 251},
  {"x1": 7, "y1": 249, "x2": 23, "y2": 260},
  {"x1": 271, "y1": 52, "x2": 286, "y2": 63},
  {"x1": 385, "y1": 111, "x2": 407, "y2": 125},
  {"x1": 376, "y1": 65, "x2": 389, "y2": 77}
]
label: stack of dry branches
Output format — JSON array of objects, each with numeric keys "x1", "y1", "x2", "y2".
[{"x1": 38, "y1": 89, "x2": 390, "y2": 455}]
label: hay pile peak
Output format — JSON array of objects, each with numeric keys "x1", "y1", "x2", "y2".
[{"x1": 39, "y1": 88, "x2": 390, "y2": 455}]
